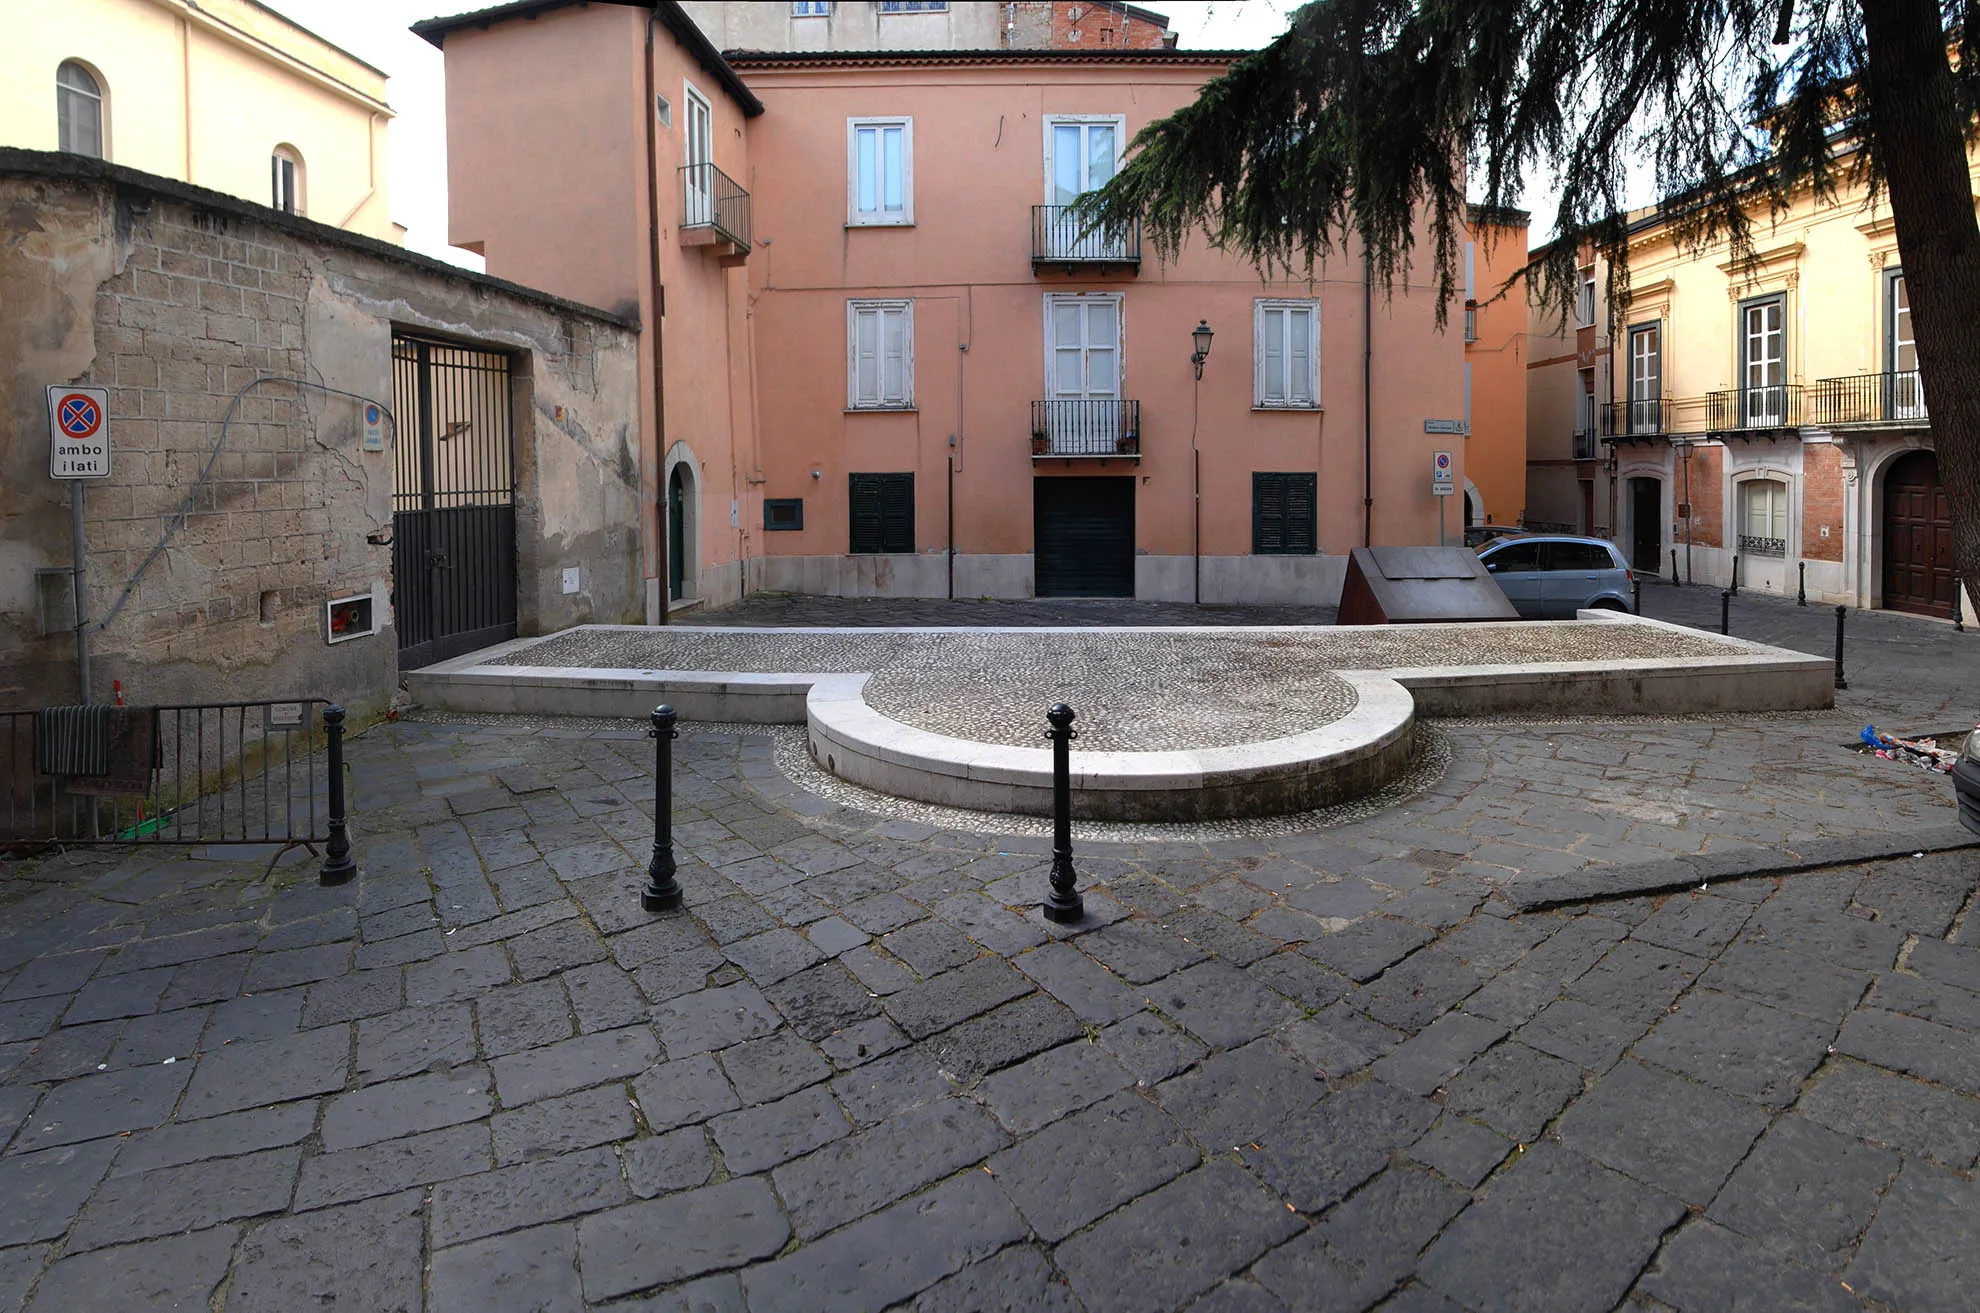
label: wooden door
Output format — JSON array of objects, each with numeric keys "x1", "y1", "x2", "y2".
[{"x1": 1883, "y1": 450, "x2": 1954, "y2": 617}]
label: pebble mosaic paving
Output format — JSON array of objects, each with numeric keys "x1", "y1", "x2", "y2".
[{"x1": 494, "y1": 623, "x2": 1753, "y2": 752}]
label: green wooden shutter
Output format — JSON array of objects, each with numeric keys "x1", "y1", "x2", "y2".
[
  {"x1": 1286, "y1": 473, "x2": 1317, "y2": 554},
  {"x1": 850, "y1": 473, "x2": 913, "y2": 554},
  {"x1": 1253, "y1": 472, "x2": 1316, "y2": 555},
  {"x1": 880, "y1": 473, "x2": 914, "y2": 553},
  {"x1": 849, "y1": 474, "x2": 883, "y2": 553},
  {"x1": 1253, "y1": 473, "x2": 1285, "y2": 554}
]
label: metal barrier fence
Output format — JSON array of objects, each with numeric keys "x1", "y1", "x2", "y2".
[{"x1": 0, "y1": 698, "x2": 352, "y2": 881}]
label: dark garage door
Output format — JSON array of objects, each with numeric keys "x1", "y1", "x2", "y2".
[{"x1": 1035, "y1": 477, "x2": 1135, "y2": 598}]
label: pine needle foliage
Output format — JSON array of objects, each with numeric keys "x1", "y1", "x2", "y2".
[{"x1": 1075, "y1": 0, "x2": 1978, "y2": 328}]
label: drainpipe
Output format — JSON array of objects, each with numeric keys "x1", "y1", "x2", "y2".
[
  {"x1": 1682, "y1": 439, "x2": 1694, "y2": 585},
  {"x1": 645, "y1": 12, "x2": 670, "y2": 623},
  {"x1": 1191, "y1": 377, "x2": 1202, "y2": 604},
  {"x1": 1362, "y1": 250, "x2": 1374, "y2": 547}
]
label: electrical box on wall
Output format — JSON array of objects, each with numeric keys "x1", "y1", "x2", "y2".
[
  {"x1": 325, "y1": 593, "x2": 376, "y2": 644},
  {"x1": 562, "y1": 567, "x2": 581, "y2": 594}
]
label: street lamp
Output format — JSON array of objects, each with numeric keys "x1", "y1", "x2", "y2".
[
  {"x1": 1189, "y1": 318, "x2": 1214, "y2": 604},
  {"x1": 1190, "y1": 319, "x2": 1215, "y2": 380}
]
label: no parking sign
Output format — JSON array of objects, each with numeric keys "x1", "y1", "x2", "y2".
[
  {"x1": 1432, "y1": 449, "x2": 1455, "y2": 497},
  {"x1": 47, "y1": 385, "x2": 111, "y2": 479}
]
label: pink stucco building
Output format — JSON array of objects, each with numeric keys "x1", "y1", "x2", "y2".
[{"x1": 417, "y1": 0, "x2": 1474, "y2": 614}]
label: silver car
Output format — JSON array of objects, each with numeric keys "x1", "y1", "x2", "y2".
[{"x1": 1476, "y1": 535, "x2": 1634, "y2": 619}]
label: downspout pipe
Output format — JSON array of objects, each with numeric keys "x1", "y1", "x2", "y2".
[
  {"x1": 1363, "y1": 250, "x2": 1374, "y2": 548},
  {"x1": 645, "y1": 12, "x2": 670, "y2": 623}
]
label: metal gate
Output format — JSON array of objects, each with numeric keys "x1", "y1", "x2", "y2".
[{"x1": 392, "y1": 335, "x2": 517, "y2": 669}]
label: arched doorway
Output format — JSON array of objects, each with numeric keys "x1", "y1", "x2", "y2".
[
  {"x1": 667, "y1": 464, "x2": 693, "y2": 602},
  {"x1": 1463, "y1": 490, "x2": 1478, "y2": 528},
  {"x1": 1882, "y1": 449, "x2": 1953, "y2": 617}
]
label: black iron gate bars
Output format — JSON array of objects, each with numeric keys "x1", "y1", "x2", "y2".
[{"x1": 0, "y1": 698, "x2": 356, "y2": 884}]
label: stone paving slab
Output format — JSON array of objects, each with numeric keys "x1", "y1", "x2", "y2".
[{"x1": 0, "y1": 586, "x2": 1975, "y2": 1308}]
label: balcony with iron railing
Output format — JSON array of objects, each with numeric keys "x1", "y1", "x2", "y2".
[
  {"x1": 1031, "y1": 206, "x2": 1141, "y2": 272},
  {"x1": 680, "y1": 162, "x2": 751, "y2": 257},
  {"x1": 1031, "y1": 399, "x2": 1140, "y2": 459},
  {"x1": 1706, "y1": 383, "x2": 1803, "y2": 434},
  {"x1": 1600, "y1": 398, "x2": 1673, "y2": 441},
  {"x1": 1810, "y1": 371, "x2": 1928, "y2": 427},
  {"x1": 1572, "y1": 429, "x2": 1599, "y2": 460}
]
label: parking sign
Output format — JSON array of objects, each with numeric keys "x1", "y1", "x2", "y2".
[
  {"x1": 1432, "y1": 450, "x2": 1455, "y2": 497},
  {"x1": 47, "y1": 386, "x2": 111, "y2": 479}
]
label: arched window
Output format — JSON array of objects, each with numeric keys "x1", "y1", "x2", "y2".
[
  {"x1": 271, "y1": 145, "x2": 304, "y2": 215},
  {"x1": 56, "y1": 62, "x2": 103, "y2": 158}
]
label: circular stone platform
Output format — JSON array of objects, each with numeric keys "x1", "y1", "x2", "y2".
[{"x1": 442, "y1": 617, "x2": 1833, "y2": 821}]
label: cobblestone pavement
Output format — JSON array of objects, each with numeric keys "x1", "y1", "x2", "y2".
[{"x1": 0, "y1": 587, "x2": 1975, "y2": 1310}]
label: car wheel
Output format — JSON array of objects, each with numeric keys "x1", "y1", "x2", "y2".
[{"x1": 1590, "y1": 599, "x2": 1628, "y2": 612}]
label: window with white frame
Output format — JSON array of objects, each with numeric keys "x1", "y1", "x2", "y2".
[
  {"x1": 56, "y1": 61, "x2": 104, "y2": 158},
  {"x1": 878, "y1": 1, "x2": 947, "y2": 10},
  {"x1": 1739, "y1": 479, "x2": 1788, "y2": 556},
  {"x1": 1626, "y1": 322, "x2": 1661, "y2": 433},
  {"x1": 847, "y1": 118, "x2": 912, "y2": 226},
  {"x1": 848, "y1": 300, "x2": 913, "y2": 408},
  {"x1": 1253, "y1": 300, "x2": 1320, "y2": 408},
  {"x1": 271, "y1": 145, "x2": 304, "y2": 215},
  {"x1": 792, "y1": 1, "x2": 831, "y2": 14},
  {"x1": 1575, "y1": 274, "x2": 1596, "y2": 327}
]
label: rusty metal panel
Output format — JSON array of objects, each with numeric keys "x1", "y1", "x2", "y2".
[{"x1": 1337, "y1": 547, "x2": 1519, "y2": 625}]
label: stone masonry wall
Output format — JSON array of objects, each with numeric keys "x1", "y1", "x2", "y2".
[{"x1": 0, "y1": 151, "x2": 642, "y2": 719}]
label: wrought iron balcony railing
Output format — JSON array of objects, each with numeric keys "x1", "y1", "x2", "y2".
[
  {"x1": 1031, "y1": 206, "x2": 1141, "y2": 268},
  {"x1": 1737, "y1": 534, "x2": 1787, "y2": 558},
  {"x1": 680, "y1": 162, "x2": 751, "y2": 253},
  {"x1": 1600, "y1": 398, "x2": 1672, "y2": 439},
  {"x1": 1810, "y1": 371, "x2": 1927, "y2": 426},
  {"x1": 1031, "y1": 399, "x2": 1140, "y2": 458},
  {"x1": 1706, "y1": 383, "x2": 1802, "y2": 432}
]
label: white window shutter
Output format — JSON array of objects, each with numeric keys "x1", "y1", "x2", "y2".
[
  {"x1": 1288, "y1": 307, "x2": 1312, "y2": 404},
  {"x1": 1464, "y1": 242, "x2": 1475, "y2": 301},
  {"x1": 1261, "y1": 308, "x2": 1284, "y2": 403},
  {"x1": 882, "y1": 306, "x2": 904, "y2": 403},
  {"x1": 851, "y1": 306, "x2": 878, "y2": 406}
]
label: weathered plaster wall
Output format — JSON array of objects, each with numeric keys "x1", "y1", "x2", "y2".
[{"x1": 0, "y1": 152, "x2": 640, "y2": 717}]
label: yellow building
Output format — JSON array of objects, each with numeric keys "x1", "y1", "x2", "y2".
[
  {"x1": 1528, "y1": 170, "x2": 1961, "y2": 618},
  {"x1": 1, "y1": 0, "x2": 397, "y2": 241}
]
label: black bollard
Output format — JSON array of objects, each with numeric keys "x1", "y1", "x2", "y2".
[
  {"x1": 1633, "y1": 576, "x2": 1643, "y2": 616},
  {"x1": 320, "y1": 704, "x2": 357, "y2": 886},
  {"x1": 1042, "y1": 704, "x2": 1084, "y2": 924},
  {"x1": 1730, "y1": 554, "x2": 1740, "y2": 597},
  {"x1": 642, "y1": 705, "x2": 683, "y2": 912},
  {"x1": 1834, "y1": 605, "x2": 1849, "y2": 690},
  {"x1": 1797, "y1": 560, "x2": 1806, "y2": 607},
  {"x1": 1671, "y1": 548, "x2": 1680, "y2": 586},
  {"x1": 1720, "y1": 590, "x2": 1731, "y2": 636}
]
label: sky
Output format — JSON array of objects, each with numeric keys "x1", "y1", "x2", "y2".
[{"x1": 256, "y1": 1, "x2": 1300, "y2": 271}]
